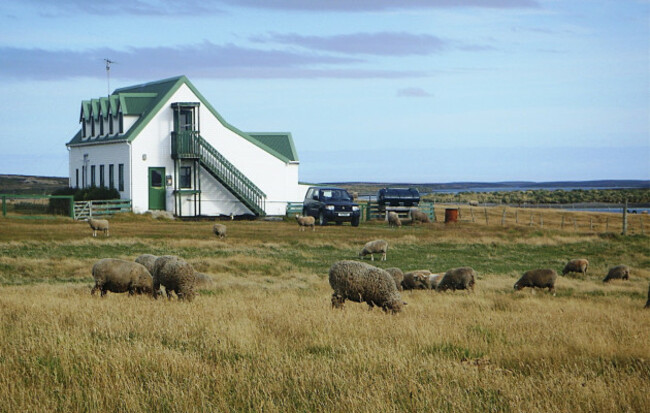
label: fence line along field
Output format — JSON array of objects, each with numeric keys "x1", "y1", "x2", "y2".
[{"x1": 0, "y1": 212, "x2": 648, "y2": 412}]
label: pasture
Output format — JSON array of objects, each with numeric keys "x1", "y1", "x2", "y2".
[{"x1": 0, "y1": 213, "x2": 648, "y2": 412}]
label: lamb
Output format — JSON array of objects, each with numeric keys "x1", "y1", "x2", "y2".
[
  {"x1": 514, "y1": 269, "x2": 558, "y2": 294},
  {"x1": 328, "y1": 260, "x2": 405, "y2": 314},
  {"x1": 135, "y1": 254, "x2": 159, "y2": 275},
  {"x1": 213, "y1": 223, "x2": 227, "y2": 239},
  {"x1": 295, "y1": 214, "x2": 316, "y2": 231},
  {"x1": 409, "y1": 208, "x2": 430, "y2": 224},
  {"x1": 91, "y1": 258, "x2": 153, "y2": 297},
  {"x1": 562, "y1": 259, "x2": 589, "y2": 276},
  {"x1": 437, "y1": 267, "x2": 476, "y2": 292},
  {"x1": 387, "y1": 211, "x2": 402, "y2": 228},
  {"x1": 603, "y1": 264, "x2": 630, "y2": 282},
  {"x1": 384, "y1": 267, "x2": 404, "y2": 291},
  {"x1": 401, "y1": 270, "x2": 432, "y2": 290},
  {"x1": 87, "y1": 218, "x2": 109, "y2": 237},
  {"x1": 359, "y1": 239, "x2": 388, "y2": 261},
  {"x1": 152, "y1": 255, "x2": 199, "y2": 301}
]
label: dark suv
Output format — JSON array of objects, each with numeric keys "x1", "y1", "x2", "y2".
[{"x1": 303, "y1": 186, "x2": 360, "y2": 226}]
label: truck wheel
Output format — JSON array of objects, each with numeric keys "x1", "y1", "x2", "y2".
[
  {"x1": 319, "y1": 212, "x2": 328, "y2": 226},
  {"x1": 351, "y1": 217, "x2": 360, "y2": 227}
]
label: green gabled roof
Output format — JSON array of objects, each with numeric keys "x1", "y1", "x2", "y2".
[
  {"x1": 99, "y1": 97, "x2": 108, "y2": 116},
  {"x1": 80, "y1": 100, "x2": 91, "y2": 122},
  {"x1": 66, "y1": 75, "x2": 298, "y2": 163},
  {"x1": 90, "y1": 99, "x2": 100, "y2": 120},
  {"x1": 109, "y1": 95, "x2": 120, "y2": 116},
  {"x1": 247, "y1": 133, "x2": 299, "y2": 162}
]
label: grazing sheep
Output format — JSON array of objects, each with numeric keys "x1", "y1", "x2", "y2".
[
  {"x1": 134, "y1": 254, "x2": 159, "y2": 275},
  {"x1": 387, "y1": 211, "x2": 402, "y2": 228},
  {"x1": 194, "y1": 272, "x2": 215, "y2": 288},
  {"x1": 428, "y1": 273, "x2": 444, "y2": 290},
  {"x1": 213, "y1": 223, "x2": 227, "y2": 239},
  {"x1": 295, "y1": 214, "x2": 316, "y2": 231},
  {"x1": 359, "y1": 239, "x2": 388, "y2": 261},
  {"x1": 603, "y1": 264, "x2": 630, "y2": 282},
  {"x1": 409, "y1": 208, "x2": 430, "y2": 224},
  {"x1": 401, "y1": 270, "x2": 432, "y2": 290},
  {"x1": 437, "y1": 267, "x2": 476, "y2": 292},
  {"x1": 91, "y1": 258, "x2": 153, "y2": 297},
  {"x1": 514, "y1": 269, "x2": 558, "y2": 294},
  {"x1": 152, "y1": 255, "x2": 198, "y2": 301},
  {"x1": 645, "y1": 284, "x2": 650, "y2": 309},
  {"x1": 329, "y1": 260, "x2": 405, "y2": 314},
  {"x1": 562, "y1": 259, "x2": 589, "y2": 276},
  {"x1": 384, "y1": 267, "x2": 404, "y2": 291},
  {"x1": 87, "y1": 218, "x2": 109, "y2": 237}
]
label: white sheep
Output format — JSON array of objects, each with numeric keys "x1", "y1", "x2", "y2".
[
  {"x1": 213, "y1": 223, "x2": 227, "y2": 239},
  {"x1": 87, "y1": 218, "x2": 109, "y2": 237},
  {"x1": 295, "y1": 214, "x2": 316, "y2": 231},
  {"x1": 409, "y1": 208, "x2": 430, "y2": 224},
  {"x1": 359, "y1": 239, "x2": 388, "y2": 261},
  {"x1": 387, "y1": 211, "x2": 402, "y2": 228}
]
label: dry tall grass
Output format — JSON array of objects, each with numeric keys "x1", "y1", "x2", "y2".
[{"x1": 0, "y1": 213, "x2": 648, "y2": 412}]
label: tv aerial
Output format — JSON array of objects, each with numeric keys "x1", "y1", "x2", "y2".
[{"x1": 104, "y1": 58, "x2": 117, "y2": 95}]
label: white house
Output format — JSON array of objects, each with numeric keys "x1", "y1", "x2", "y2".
[{"x1": 66, "y1": 76, "x2": 306, "y2": 217}]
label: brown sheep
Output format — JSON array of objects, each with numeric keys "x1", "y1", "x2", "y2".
[
  {"x1": 409, "y1": 208, "x2": 430, "y2": 224},
  {"x1": 437, "y1": 267, "x2": 476, "y2": 292},
  {"x1": 401, "y1": 270, "x2": 432, "y2": 290},
  {"x1": 384, "y1": 267, "x2": 404, "y2": 291},
  {"x1": 295, "y1": 214, "x2": 316, "y2": 231},
  {"x1": 562, "y1": 259, "x2": 589, "y2": 276},
  {"x1": 329, "y1": 260, "x2": 405, "y2": 314},
  {"x1": 603, "y1": 265, "x2": 630, "y2": 282},
  {"x1": 152, "y1": 255, "x2": 198, "y2": 301},
  {"x1": 514, "y1": 269, "x2": 558, "y2": 294},
  {"x1": 91, "y1": 258, "x2": 153, "y2": 297}
]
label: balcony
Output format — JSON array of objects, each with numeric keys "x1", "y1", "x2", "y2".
[{"x1": 171, "y1": 130, "x2": 200, "y2": 159}]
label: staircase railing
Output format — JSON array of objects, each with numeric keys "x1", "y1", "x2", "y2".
[{"x1": 197, "y1": 135, "x2": 266, "y2": 216}]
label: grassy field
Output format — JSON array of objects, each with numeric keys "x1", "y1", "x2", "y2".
[{"x1": 0, "y1": 212, "x2": 648, "y2": 412}]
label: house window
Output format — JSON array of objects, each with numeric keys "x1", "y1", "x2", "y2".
[
  {"x1": 75, "y1": 169, "x2": 79, "y2": 188},
  {"x1": 91, "y1": 119, "x2": 95, "y2": 136},
  {"x1": 118, "y1": 164, "x2": 124, "y2": 192},
  {"x1": 82, "y1": 122, "x2": 87, "y2": 138},
  {"x1": 180, "y1": 166, "x2": 192, "y2": 188},
  {"x1": 82, "y1": 166, "x2": 86, "y2": 188},
  {"x1": 109, "y1": 114, "x2": 114, "y2": 134},
  {"x1": 100, "y1": 118, "x2": 104, "y2": 136},
  {"x1": 119, "y1": 114, "x2": 124, "y2": 134},
  {"x1": 99, "y1": 165, "x2": 105, "y2": 187},
  {"x1": 91, "y1": 165, "x2": 96, "y2": 186},
  {"x1": 109, "y1": 164, "x2": 114, "y2": 189}
]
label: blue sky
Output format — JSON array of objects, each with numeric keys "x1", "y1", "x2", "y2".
[{"x1": 0, "y1": 0, "x2": 648, "y2": 183}]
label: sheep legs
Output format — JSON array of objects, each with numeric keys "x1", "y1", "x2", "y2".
[{"x1": 331, "y1": 294, "x2": 345, "y2": 309}]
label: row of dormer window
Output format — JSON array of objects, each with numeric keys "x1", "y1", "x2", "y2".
[{"x1": 81, "y1": 113, "x2": 124, "y2": 139}]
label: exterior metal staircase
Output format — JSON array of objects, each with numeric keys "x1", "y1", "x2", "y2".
[{"x1": 172, "y1": 131, "x2": 266, "y2": 216}]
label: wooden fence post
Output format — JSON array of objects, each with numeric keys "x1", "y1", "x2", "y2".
[
  {"x1": 515, "y1": 209, "x2": 519, "y2": 224},
  {"x1": 573, "y1": 218, "x2": 577, "y2": 231},
  {"x1": 501, "y1": 208, "x2": 506, "y2": 226},
  {"x1": 561, "y1": 215, "x2": 565, "y2": 230},
  {"x1": 540, "y1": 215, "x2": 544, "y2": 228},
  {"x1": 622, "y1": 199, "x2": 628, "y2": 235},
  {"x1": 590, "y1": 218, "x2": 594, "y2": 231},
  {"x1": 471, "y1": 207, "x2": 475, "y2": 223},
  {"x1": 529, "y1": 214, "x2": 534, "y2": 227},
  {"x1": 484, "y1": 208, "x2": 489, "y2": 225},
  {"x1": 606, "y1": 217, "x2": 609, "y2": 232},
  {"x1": 641, "y1": 216, "x2": 645, "y2": 235}
]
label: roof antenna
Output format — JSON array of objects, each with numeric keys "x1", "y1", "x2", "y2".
[{"x1": 104, "y1": 58, "x2": 116, "y2": 95}]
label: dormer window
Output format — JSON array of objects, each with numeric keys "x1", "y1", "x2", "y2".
[{"x1": 109, "y1": 114, "x2": 114, "y2": 134}]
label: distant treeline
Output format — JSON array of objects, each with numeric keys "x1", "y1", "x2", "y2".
[{"x1": 422, "y1": 188, "x2": 650, "y2": 205}]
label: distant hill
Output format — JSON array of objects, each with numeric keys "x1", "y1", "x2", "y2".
[{"x1": 0, "y1": 174, "x2": 69, "y2": 195}]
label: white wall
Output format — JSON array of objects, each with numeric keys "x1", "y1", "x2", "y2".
[{"x1": 68, "y1": 143, "x2": 131, "y2": 200}]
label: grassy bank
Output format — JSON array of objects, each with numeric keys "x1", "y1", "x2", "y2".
[{"x1": 0, "y1": 214, "x2": 648, "y2": 412}]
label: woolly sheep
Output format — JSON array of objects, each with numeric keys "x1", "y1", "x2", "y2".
[
  {"x1": 359, "y1": 239, "x2": 388, "y2": 261},
  {"x1": 295, "y1": 214, "x2": 316, "y2": 231},
  {"x1": 91, "y1": 258, "x2": 153, "y2": 297},
  {"x1": 135, "y1": 254, "x2": 159, "y2": 275},
  {"x1": 387, "y1": 211, "x2": 402, "y2": 228},
  {"x1": 428, "y1": 273, "x2": 444, "y2": 290},
  {"x1": 213, "y1": 223, "x2": 227, "y2": 239},
  {"x1": 437, "y1": 267, "x2": 476, "y2": 292},
  {"x1": 603, "y1": 264, "x2": 630, "y2": 282},
  {"x1": 329, "y1": 260, "x2": 405, "y2": 314},
  {"x1": 562, "y1": 259, "x2": 589, "y2": 276},
  {"x1": 194, "y1": 272, "x2": 215, "y2": 288},
  {"x1": 409, "y1": 208, "x2": 430, "y2": 224},
  {"x1": 514, "y1": 269, "x2": 558, "y2": 294},
  {"x1": 384, "y1": 267, "x2": 404, "y2": 291},
  {"x1": 152, "y1": 255, "x2": 199, "y2": 301},
  {"x1": 87, "y1": 218, "x2": 109, "y2": 237},
  {"x1": 401, "y1": 270, "x2": 432, "y2": 290}
]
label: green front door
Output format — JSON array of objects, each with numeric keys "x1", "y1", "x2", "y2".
[{"x1": 148, "y1": 167, "x2": 166, "y2": 210}]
